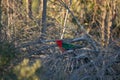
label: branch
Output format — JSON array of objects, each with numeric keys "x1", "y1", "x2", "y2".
[
  {"x1": 61, "y1": 10, "x2": 69, "y2": 39},
  {"x1": 17, "y1": 34, "x2": 99, "y2": 53},
  {"x1": 58, "y1": 0, "x2": 99, "y2": 51},
  {"x1": 29, "y1": 44, "x2": 57, "y2": 55},
  {"x1": 58, "y1": 0, "x2": 86, "y2": 34}
]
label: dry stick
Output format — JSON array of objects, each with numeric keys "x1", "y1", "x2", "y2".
[
  {"x1": 17, "y1": 4, "x2": 99, "y2": 53},
  {"x1": 16, "y1": 37, "x2": 80, "y2": 49},
  {"x1": 58, "y1": 0, "x2": 99, "y2": 52},
  {"x1": 61, "y1": 9, "x2": 69, "y2": 39},
  {"x1": 18, "y1": 0, "x2": 99, "y2": 51},
  {"x1": 58, "y1": 0, "x2": 86, "y2": 33},
  {"x1": 18, "y1": 34, "x2": 98, "y2": 55},
  {"x1": 72, "y1": 51, "x2": 116, "y2": 78}
]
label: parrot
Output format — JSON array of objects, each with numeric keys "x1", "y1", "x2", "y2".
[{"x1": 56, "y1": 40, "x2": 83, "y2": 52}]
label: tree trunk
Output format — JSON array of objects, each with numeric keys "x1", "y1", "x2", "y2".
[
  {"x1": 36, "y1": 0, "x2": 41, "y2": 14},
  {"x1": 41, "y1": 0, "x2": 47, "y2": 39},
  {"x1": 106, "y1": 0, "x2": 117, "y2": 45},
  {"x1": 6, "y1": 0, "x2": 11, "y2": 41},
  {"x1": 100, "y1": 1, "x2": 106, "y2": 47},
  {"x1": 26, "y1": 0, "x2": 33, "y2": 19},
  {"x1": 0, "y1": 0, "x2": 1, "y2": 24},
  {"x1": 99, "y1": 0, "x2": 117, "y2": 47},
  {"x1": 0, "y1": 0, "x2": 2, "y2": 38}
]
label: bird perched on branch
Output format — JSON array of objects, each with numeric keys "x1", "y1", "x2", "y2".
[{"x1": 56, "y1": 40, "x2": 83, "y2": 52}]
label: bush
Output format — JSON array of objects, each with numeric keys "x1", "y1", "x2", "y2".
[
  {"x1": 0, "y1": 41, "x2": 17, "y2": 79},
  {"x1": 14, "y1": 58, "x2": 41, "y2": 80}
]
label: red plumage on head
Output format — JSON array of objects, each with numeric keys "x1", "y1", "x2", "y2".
[{"x1": 56, "y1": 40, "x2": 64, "y2": 52}]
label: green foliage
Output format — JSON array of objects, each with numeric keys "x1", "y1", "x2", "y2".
[
  {"x1": 71, "y1": 17, "x2": 78, "y2": 25},
  {"x1": 32, "y1": 0, "x2": 40, "y2": 13},
  {"x1": 0, "y1": 41, "x2": 18, "y2": 79},
  {"x1": 14, "y1": 58, "x2": 41, "y2": 80},
  {"x1": 0, "y1": 41, "x2": 42, "y2": 80},
  {"x1": 0, "y1": 71, "x2": 17, "y2": 80},
  {"x1": 71, "y1": 0, "x2": 81, "y2": 15},
  {"x1": 0, "y1": 41, "x2": 16, "y2": 67}
]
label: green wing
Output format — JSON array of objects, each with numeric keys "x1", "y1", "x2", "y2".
[{"x1": 62, "y1": 42, "x2": 82, "y2": 50}]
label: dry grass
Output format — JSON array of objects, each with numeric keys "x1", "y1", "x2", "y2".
[{"x1": 30, "y1": 42, "x2": 120, "y2": 80}]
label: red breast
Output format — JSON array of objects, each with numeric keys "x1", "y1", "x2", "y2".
[
  {"x1": 56, "y1": 40, "x2": 62, "y2": 47},
  {"x1": 56, "y1": 40, "x2": 65, "y2": 52}
]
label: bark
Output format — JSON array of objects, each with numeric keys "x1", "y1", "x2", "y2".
[
  {"x1": 26, "y1": 0, "x2": 33, "y2": 19},
  {"x1": 106, "y1": 0, "x2": 117, "y2": 45},
  {"x1": 36, "y1": 0, "x2": 41, "y2": 14},
  {"x1": 6, "y1": 0, "x2": 11, "y2": 40},
  {"x1": 41, "y1": 0, "x2": 47, "y2": 38},
  {"x1": 100, "y1": 1, "x2": 106, "y2": 47},
  {"x1": 99, "y1": 0, "x2": 117, "y2": 47},
  {"x1": 0, "y1": 0, "x2": 2, "y2": 40}
]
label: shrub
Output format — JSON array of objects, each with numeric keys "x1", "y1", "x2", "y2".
[{"x1": 0, "y1": 41, "x2": 17, "y2": 79}]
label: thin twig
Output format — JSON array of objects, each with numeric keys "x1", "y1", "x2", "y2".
[{"x1": 61, "y1": 10, "x2": 69, "y2": 39}]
